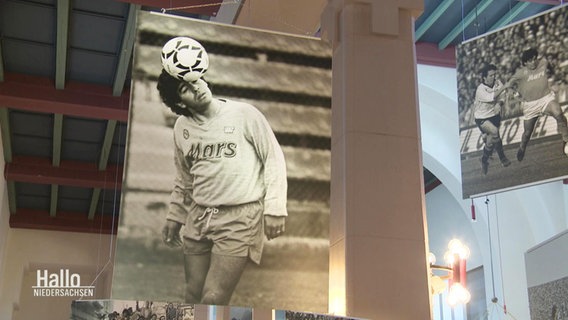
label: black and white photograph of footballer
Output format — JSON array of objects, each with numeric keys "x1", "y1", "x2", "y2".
[
  {"x1": 457, "y1": 5, "x2": 568, "y2": 199},
  {"x1": 111, "y1": 12, "x2": 332, "y2": 313},
  {"x1": 158, "y1": 35, "x2": 287, "y2": 306}
]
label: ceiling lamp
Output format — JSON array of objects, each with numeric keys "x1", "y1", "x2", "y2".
[{"x1": 429, "y1": 239, "x2": 471, "y2": 306}]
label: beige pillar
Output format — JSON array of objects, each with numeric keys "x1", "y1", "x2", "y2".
[
  {"x1": 215, "y1": 305, "x2": 230, "y2": 320},
  {"x1": 253, "y1": 308, "x2": 273, "y2": 320},
  {"x1": 193, "y1": 304, "x2": 208, "y2": 320},
  {"x1": 321, "y1": 1, "x2": 432, "y2": 319}
]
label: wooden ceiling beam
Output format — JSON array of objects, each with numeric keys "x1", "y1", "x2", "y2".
[
  {"x1": 0, "y1": 41, "x2": 4, "y2": 82},
  {"x1": 113, "y1": 4, "x2": 139, "y2": 96},
  {"x1": 519, "y1": 0, "x2": 561, "y2": 4},
  {"x1": 88, "y1": 188, "x2": 102, "y2": 220},
  {"x1": 489, "y1": 1, "x2": 531, "y2": 31},
  {"x1": 98, "y1": 120, "x2": 118, "y2": 171},
  {"x1": 415, "y1": 0, "x2": 454, "y2": 41},
  {"x1": 425, "y1": 178, "x2": 442, "y2": 194},
  {"x1": 52, "y1": 114, "x2": 63, "y2": 166},
  {"x1": 88, "y1": 119, "x2": 119, "y2": 220},
  {"x1": 9, "y1": 208, "x2": 117, "y2": 234},
  {"x1": 0, "y1": 73, "x2": 129, "y2": 121},
  {"x1": 55, "y1": 0, "x2": 71, "y2": 89},
  {"x1": 50, "y1": 185, "x2": 59, "y2": 217},
  {"x1": 7, "y1": 181, "x2": 16, "y2": 214},
  {"x1": 415, "y1": 42, "x2": 456, "y2": 68},
  {"x1": 4, "y1": 155, "x2": 122, "y2": 190},
  {"x1": 438, "y1": 0, "x2": 495, "y2": 50},
  {"x1": 0, "y1": 108, "x2": 13, "y2": 163}
]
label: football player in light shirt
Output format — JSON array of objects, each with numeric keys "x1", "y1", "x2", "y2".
[
  {"x1": 472, "y1": 63, "x2": 511, "y2": 174},
  {"x1": 506, "y1": 48, "x2": 568, "y2": 161},
  {"x1": 157, "y1": 70, "x2": 287, "y2": 305}
]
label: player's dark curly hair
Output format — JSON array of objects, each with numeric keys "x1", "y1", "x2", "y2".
[
  {"x1": 521, "y1": 48, "x2": 538, "y2": 65},
  {"x1": 156, "y1": 69, "x2": 192, "y2": 117},
  {"x1": 480, "y1": 63, "x2": 497, "y2": 79}
]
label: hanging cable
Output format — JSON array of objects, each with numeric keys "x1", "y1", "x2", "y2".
[
  {"x1": 461, "y1": 0, "x2": 466, "y2": 42},
  {"x1": 83, "y1": 122, "x2": 125, "y2": 299},
  {"x1": 495, "y1": 194, "x2": 508, "y2": 315},
  {"x1": 109, "y1": 124, "x2": 123, "y2": 258},
  {"x1": 474, "y1": 3, "x2": 479, "y2": 37},
  {"x1": 485, "y1": 196, "x2": 498, "y2": 302},
  {"x1": 161, "y1": 0, "x2": 241, "y2": 14}
]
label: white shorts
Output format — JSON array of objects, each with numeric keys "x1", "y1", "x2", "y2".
[{"x1": 521, "y1": 92, "x2": 556, "y2": 120}]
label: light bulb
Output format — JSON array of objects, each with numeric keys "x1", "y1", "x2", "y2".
[
  {"x1": 447, "y1": 291, "x2": 458, "y2": 306},
  {"x1": 459, "y1": 246, "x2": 471, "y2": 260},
  {"x1": 444, "y1": 251, "x2": 455, "y2": 265},
  {"x1": 449, "y1": 283, "x2": 472, "y2": 305},
  {"x1": 428, "y1": 252, "x2": 437, "y2": 265},
  {"x1": 454, "y1": 284, "x2": 466, "y2": 299},
  {"x1": 448, "y1": 239, "x2": 463, "y2": 253}
]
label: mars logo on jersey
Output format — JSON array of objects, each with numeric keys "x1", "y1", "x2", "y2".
[
  {"x1": 32, "y1": 269, "x2": 95, "y2": 297},
  {"x1": 527, "y1": 70, "x2": 545, "y2": 82},
  {"x1": 188, "y1": 141, "x2": 237, "y2": 160}
]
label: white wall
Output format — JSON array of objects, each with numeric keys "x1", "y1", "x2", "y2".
[
  {"x1": 0, "y1": 229, "x2": 114, "y2": 320},
  {"x1": 0, "y1": 227, "x2": 115, "y2": 320},
  {"x1": 425, "y1": 185, "x2": 481, "y2": 269},
  {"x1": 526, "y1": 229, "x2": 568, "y2": 288}
]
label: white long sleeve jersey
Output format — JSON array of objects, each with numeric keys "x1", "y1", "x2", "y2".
[
  {"x1": 167, "y1": 99, "x2": 288, "y2": 223},
  {"x1": 473, "y1": 80, "x2": 502, "y2": 120}
]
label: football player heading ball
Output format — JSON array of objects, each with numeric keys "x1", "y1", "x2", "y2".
[{"x1": 157, "y1": 36, "x2": 288, "y2": 305}]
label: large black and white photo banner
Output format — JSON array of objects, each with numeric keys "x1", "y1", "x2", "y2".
[
  {"x1": 457, "y1": 5, "x2": 568, "y2": 199},
  {"x1": 111, "y1": 11, "x2": 332, "y2": 313}
]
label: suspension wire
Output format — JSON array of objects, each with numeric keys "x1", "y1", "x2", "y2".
[
  {"x1": 486, "y1": 304, "x2": 502, "y2": 320},
  {"x1": 92, "y1": 184, "x2": 106, "y2": 299},
  {"x1": 495, "y1": 195, "x2": 507, "y2": 312},
  {"x1": 82, "y1": 122, "x2": 125, "y2": 299},
  {"x1": 161, "y1": 0, "x2": 241, "y2": 14},
  {"x1": 483, "y1": 191, "x2": 520, "y2": 320},
  {"x1": 485, "y1": 196, "x2": 498, "y2": 300},
  {"x1": 493, "y1": 300, "x2": 520, "y2": 320},
  {"x1": 461, "y1": 0, "x2": 466, "y2": 42},
  {"x1": 109, "y1": 123, "x2": 123, "y2": 259},
  {"x1": 475, "y1": 2, "x2": 479, "y2": 37}
]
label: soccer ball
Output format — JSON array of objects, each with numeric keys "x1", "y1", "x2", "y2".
[{"x1": 161, "y1": 37, "x2": 209, "y2": 82}]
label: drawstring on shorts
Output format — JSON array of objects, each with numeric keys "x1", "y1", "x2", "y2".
[{"x1": 197, "y1": 207, "x2": 219, "y2": 231}]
